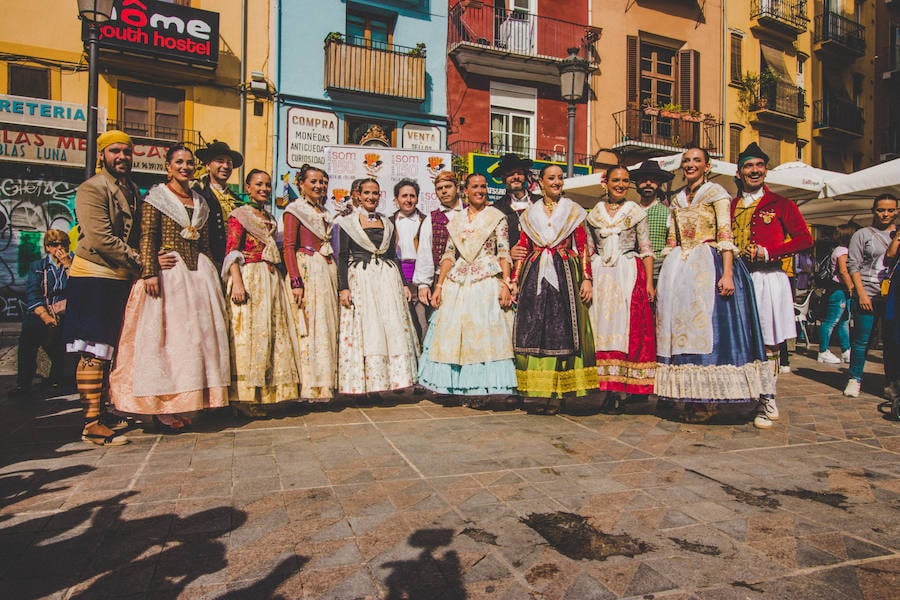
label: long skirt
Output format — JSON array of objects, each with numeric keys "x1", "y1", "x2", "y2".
[
  {"x1": 289, "y1": 252, "x2": 339, "y2": 401},
  {"x1": 655, "y1": 245, "x2": 774, "y2": 404},
  {"x1": 418, "y1": 275, "x2": 517, "y2": 396},
  {"x1": 513, "y1": 254, "x2": 597, "y2": 399},
  {"x1": 110, "y1": 255, "x2": 230, "y2": 414},
  {"x1": 338, "y1": 261, "x2": 419, "y2": 394},
  {"x1": 590, "y1": 255, "x2": 656, "y2": 393},
  {"x1": 227, "y1": 262, "x2": 301, "y2": 404}
]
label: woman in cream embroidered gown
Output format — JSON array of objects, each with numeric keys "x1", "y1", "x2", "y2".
[
  {"x1": 223, "y1": 169, "x2": 301, "y2": 416},
  {"x1": 418, "y1": 173, "x2": 517, "y2": 402},
  {"x1": 511, "y1": 164, "x2": 597, "y2": 414},
  {"x1": 110, "y1": 145, "x2": 230, "y2": 430},
  {"x1": 655, "y1": 146, "x2": 773, "y2": 420},
  {"x1": 587, "y1": 165, "x2": 656, "y2": 402},
  {"x1": 336, "y1": 178, "x2": 419, "y2": 398},
  {"x1": 283, "y1": 164, "x2": 339, "y2": 402}
]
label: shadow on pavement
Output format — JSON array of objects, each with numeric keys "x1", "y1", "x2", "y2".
[{"x1": 382, "y1": 528, "x2": 466, "y2": 600}]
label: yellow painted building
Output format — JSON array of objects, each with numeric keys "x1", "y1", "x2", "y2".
[{"x1": 0, "y1": 0, "x2": 272, "y2": 319}]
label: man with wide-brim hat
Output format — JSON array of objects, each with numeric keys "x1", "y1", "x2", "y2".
[
  {"x1": 631, "y1": 160, "x2": 675, "y2": 283},
  {"x1": 491, "y1": 153, "x2": 539, "y2": 246},
  {"x1": 196, "y1": 140, "x2": 244, "y2": 264},
  {"x1": 730, "y1": 141, "x2": 812, "y2": 429}
]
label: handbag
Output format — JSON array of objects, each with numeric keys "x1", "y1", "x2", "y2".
[{"x1": 43, "y1": 266, "x2": 66, "y2": 318}]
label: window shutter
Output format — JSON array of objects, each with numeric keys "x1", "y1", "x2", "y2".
[
  {"x1": 730, "y1": 33, "x2": 742, "y2": 83},
  {"x1": 678, "y1": 49, "x2": 699, "y2": 111},
  {"x1": 627, "y1": 36, "x2": 638, "y2": 105}
]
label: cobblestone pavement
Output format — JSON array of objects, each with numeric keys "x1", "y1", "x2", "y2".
[{"x1": 1, "y1": 346, "x2": 898, "y2": 599}]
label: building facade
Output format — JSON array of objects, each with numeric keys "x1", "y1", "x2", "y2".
[
  {"x1": 590, "y1": 0, "x2": 726, "y2": 168},
  {"x1": 273, "y1": 0, "x2": 448, "y2": 205},
  {"x1": 446, "y1": 0, "x2": 597, "y2": 168},
  {"x1": 874, "y1": 0, "x2": 900, "y2": 163},
  {"x1": 0, "y1": 0, "x2": 267, "y2": 319}
]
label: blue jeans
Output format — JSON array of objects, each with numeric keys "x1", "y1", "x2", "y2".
[
  {"x1": 849, "y1": 297, "x2": 884, "y2": 381},
  {"x1": 818, "y1": 288, "x2": 850, "y2": 353}
]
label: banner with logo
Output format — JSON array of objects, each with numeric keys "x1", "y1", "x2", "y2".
[
  {"x1": 468, "y1": 153, "x2": 592, "y2": 203},
  {"x1": 322, "y1": 146, "x2": 452, "y2": 215}
]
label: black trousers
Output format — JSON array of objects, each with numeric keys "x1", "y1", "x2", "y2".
[{"x1": 17, "y1": 315, "x2": 66, "y2": 391}]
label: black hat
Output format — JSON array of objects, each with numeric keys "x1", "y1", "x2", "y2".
[
  {"x1": 629, "y1": 160, "x2": 675, "y2": 183},
  {"x1": 495, "y1": 153, "x2": 533, "y2": 178},
  {"x1": 737, "y1": 142, "x2": 769, "y2": 167},
  {"x1": 196, "y1": 140, "x2": 244, "y2": 168}
]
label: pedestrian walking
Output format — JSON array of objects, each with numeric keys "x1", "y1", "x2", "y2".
[
  {"x1": 336, "y1": 178, "x2": 419, "y2": 400},
  {"x1": 109, "y1": 144, "x2": 230, "y2": 433},
  {"x1": 223, "y1": 169, "x2": 301, "y2": 417},
  {"x1": 283, "y1": 164, "x2": 339, "y2": 403},
  {"x1": 417, "y1": 173, "x2": 517, "y2": 405},
  {"x1": 586, "y1": 166, "x2": 656, "y2": 407},
  {"x1": 655, "y1": 146, "x2": 774, "y2": 423},
  {"x1": 511, "y1": 164, "x2": 597, "y2": 414}
]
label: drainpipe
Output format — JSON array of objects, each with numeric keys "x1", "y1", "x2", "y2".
[
  {"x1": 586, "y1": 0, "x2": 592, "y2": 169},
  {"x1": 721, "y1": 0, "x2": 727, "y2": 156},
  {"x1": 239, "y1": 0, "x2": 248, "y2": 186}
]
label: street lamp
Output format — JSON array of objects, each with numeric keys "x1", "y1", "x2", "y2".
[
  {"x1": 558, "y1": 47, "x2": 589, "y2": 178},
  {"x1": 77, "y1": 0, "x2": 114, "y2": 180}
]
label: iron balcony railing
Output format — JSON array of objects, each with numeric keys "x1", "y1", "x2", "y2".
[
  {"x1": 107, "y1": 121, "x2": 205, "y2": 148},
  {"x1": 814, "y1": 11, "x2": 866, "y2": 55},
  {"x1": 750, "y1": 0, "x2": 809, "y2": 33},
  {"x1": 449, "y1": 3, "x2": 595, "y2": 60},
  {"x1": 612, "y1": 107, "x2": 723, "y2": 155},
  {"x1": 814, "y1": 98, "x2": 863, "y2": 135},
  {"x1": 448, "y1": 139, "x2": 592, "y2": 168},
  {"x1": 324, "y1": 35, "x2": 426, "y2": 101},
  {"x1": 756, "y1": 81, "x2": 806, "y2": 119}
]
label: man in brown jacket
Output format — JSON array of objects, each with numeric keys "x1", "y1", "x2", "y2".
[{"x1": 63, "y1": 130, "x2": 174, "y2": 446}]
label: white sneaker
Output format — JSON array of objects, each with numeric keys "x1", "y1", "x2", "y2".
[
  {"x1": 841, "y1": 350, "x2": 851, "y2": 363},
  {"x1": 843, "y1": 379, "x2": 861, "y2": 397},
  {"x1": 779, "y1": 365, "x2": 791, "y2": 374},
  {"x1": 817, "y1": 350, "x2": 841, "y2": 364},
  {"x1": 753, "y1": 397, "x2": 779, "y2": 429}
]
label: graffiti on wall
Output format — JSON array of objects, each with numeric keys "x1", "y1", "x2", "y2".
[{"x1": 0, "y1": 178, "x2": 78, "y2": 320}]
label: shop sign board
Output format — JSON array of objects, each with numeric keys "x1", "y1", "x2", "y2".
[
  {"x1": 402, "y1": 125, "x2": 441, "y2": 151},
  {"x1": 468, "y1": 153, "x2": 592, "y2": 203},
  {"x1": 286, "y1": 108, "x2": 339, "y2": 169},
  {"x1": 86, "y1": 0, "x2": 220, "y2": 68},
  {"x1": 0, "y1": 95, "x2": 107, "y2": 133}
]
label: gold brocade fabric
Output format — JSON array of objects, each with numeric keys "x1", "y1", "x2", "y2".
[
  {"x1": 731, "y1": 201, "x2": 758, "y2": 254},
  {"x1": 211, "y1": 184, "x2": 240, "y2": 219},
  {"x1": 290, "y1": 252, "x2": 339, "y2": 400},
  {"x1": 140, "y1": 205, "x2": 211, "y2": 278},
  {"x1": 673, "y1": 202, "x2": 718, "y2": 255},
  {"x1": 227, "y1": 262, "x2": 301, "y2": 404}
]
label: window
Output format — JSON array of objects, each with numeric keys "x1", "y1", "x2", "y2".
[
  {"x1": 796, "y1": 139, "x2": 807, "y2": 162},
  {"x1": 796, "y1": 55, "x2": 806, "y2": 89},
  {"x1": 8, "y1": 65, "x2": 50, "y2": 99},
  {"x1": 852, "y1": 73, "x2": 863, "y2": 107},
  {"x1": 892, "y1": 24, "x2": 900, "y2": 71},
  {"x1": 511, "y1": 0, "x2": 534, "y2": 11},
  {"x1": 118, "y1": 83, "x2": 184, "y2": 141},
  {"x1": 729, "y1": 125, "x2": 743, "y2": 164},
  {"x1": 347, "y1": 10, "x2": 393, "y2": 50},
  {"x1": 490, "y1": 82, "x2": 536, "y2": 158},
  {"x1": 730, "y1": 32, "x2": 743, "y2": 84},
  {"x1": 759, "y1": 134, "x2": 781, "y2": 168},
  {"x1": 345, "y1": 117, "x2": 395, "y2": 146}
]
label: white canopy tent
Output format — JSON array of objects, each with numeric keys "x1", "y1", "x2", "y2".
[{"x1": 799, "y1": 158, "x2": 900, "y2": 226}]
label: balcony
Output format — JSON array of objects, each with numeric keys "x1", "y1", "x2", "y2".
[
  {"x1": 750, "y1": 0, "x2": 809, "y2": 36},
  {"x1": 108, "y1": 121, "x2": 205, "y2": 149},
  {"x1": 324, "y1": 36, "x2": 426, "y2": 102},
  {"x1": 814, "y1": 12, "x2": 866, "y2": 61},
  {"x1": 611, "y1": 107, "x2": 723, "y2": 158},
  {"x1": 448, "y1": 139, "x2": 592, "y2": 167},
  {"x1": 813, "y1": 98, "x2": 863, "y2": 140},
  {"x1": 750, "y1": 81, "x2": 805, "y2": 123},
  {"x1": 448, "y1": 4, "x2": 599, "y2": 86}
]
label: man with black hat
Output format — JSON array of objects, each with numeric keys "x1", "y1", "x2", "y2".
[
  {"x1": 491, "y1": 153, "x2": 539, "y2": 246},
  {"x1": 731, "y1": 141, "x2": 812, "y2": 429},
  {"x1": 196, "y1": 140, "x2": 244, "y2": 264},
  {"x1": 630, "y1": 160, "x2": 674, "y2": 284}
]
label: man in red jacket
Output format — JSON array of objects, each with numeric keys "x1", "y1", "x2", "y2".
[{"x1": 731, "y1": 142, "x2": 813, "y2": 429}]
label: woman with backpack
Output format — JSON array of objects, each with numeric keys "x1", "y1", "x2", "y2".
[{"x1": 817, "y1": 224, "x2": 858, "y2": 364}]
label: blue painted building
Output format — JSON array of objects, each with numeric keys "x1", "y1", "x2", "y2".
[{"x1": 274, "y1": 0, "x2": 447, "y2": 203}]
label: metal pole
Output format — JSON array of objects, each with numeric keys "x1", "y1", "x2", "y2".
[
  {"x1": 85, "y1": 22, "x2": 100, "y2": 181},
  {"x1": 566, "y1": 101, "x2": 576, "y2": 178}
]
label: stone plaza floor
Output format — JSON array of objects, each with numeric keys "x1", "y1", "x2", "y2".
[{"x1": 0, "y1": 344, "x2": 898, "y2": 599}]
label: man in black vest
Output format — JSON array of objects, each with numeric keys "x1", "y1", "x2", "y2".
[
  {"x1": 195, "y1": 141, "x2": 244, "y2": 264},
  {"x1": 491, "y1": 153, "x2": 540, "y2": 247}
]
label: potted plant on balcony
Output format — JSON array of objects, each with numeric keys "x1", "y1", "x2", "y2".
[
  {"x1": 324, "y1": 32, "x2": 343, "y2": 47},
  {"x1": 408, "y1": 42, "x2": 426, "y2": 58},
  {"x1": 659, "y1": 103, "x2": 683, "y2": 119},
  {"x1": 642, "y1": 99, "x2": 660, "y2": 116},
  {"x1": 683, "y1": 109, "x2": 704, "y2": 123},
  {"x1": 702, "y1": 113, "x2": 718, "y2": 125}
]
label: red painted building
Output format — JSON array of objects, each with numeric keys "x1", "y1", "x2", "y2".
[{"x1": 447, "y1": 0, "x2": 598, "y2": 166}]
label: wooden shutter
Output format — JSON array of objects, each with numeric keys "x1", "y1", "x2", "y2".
[
  {"x1": 730, "y1": 33, "x2": 742, "y2": 84},
  {"x1": 729, "y1": 125, "x2": 742, "y2": 163},
  {"x1": 627, "y1": 36, "x2": 638, "y2": 105},
  {"x1": 678, "y1": 49, "x2": 699, "y2": 111}
]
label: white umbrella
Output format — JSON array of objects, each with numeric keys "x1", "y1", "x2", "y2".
[
  {"x1": 562, "y1": 172, "x2": 609, "y2": 208},
  {"x1": 797, "y1": 197, "x2": 872, "y2": 227},
  {"x1": 767, "y1": 161, "x2": 838, "y2": 203},
  {"x1": 823, "y1": 158, "x2": 900, "y2": 200}
]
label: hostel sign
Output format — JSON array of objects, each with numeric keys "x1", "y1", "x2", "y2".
[{"x1": 85, "y1": 0, "x2": 220, "y2": 68}]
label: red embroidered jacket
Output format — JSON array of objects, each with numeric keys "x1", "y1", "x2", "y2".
[{"x1": 730, "y1": 186, "x2": 813, "y2": 262}]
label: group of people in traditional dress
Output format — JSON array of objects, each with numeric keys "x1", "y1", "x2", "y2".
[{"x1": 63, "y1": 129, "x2": 820, "y2": 447}]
